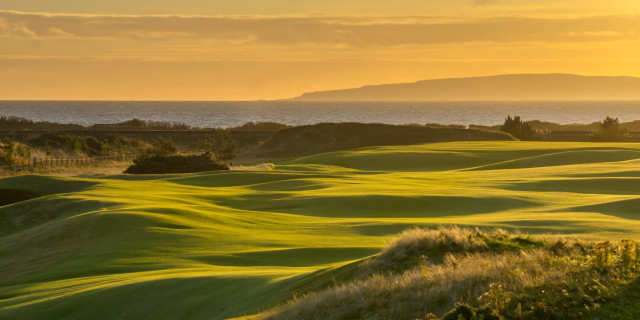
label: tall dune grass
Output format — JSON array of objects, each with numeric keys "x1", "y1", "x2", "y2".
[{"x1": 263, "y1": 227, "x2": 640, "y2": 320}]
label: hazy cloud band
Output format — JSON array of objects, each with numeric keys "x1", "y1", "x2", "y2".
[{"x1": 1, "y1": 10, "x2": 638, "y2": 46}]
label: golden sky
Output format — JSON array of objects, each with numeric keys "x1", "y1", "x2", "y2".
[{"x1": 1, "y1": 1, "x2": 639, "y2": 100}]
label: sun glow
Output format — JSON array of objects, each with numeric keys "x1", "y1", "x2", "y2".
[{"x1": 0, "y1": 1, "x2": 638, "y2": 100}]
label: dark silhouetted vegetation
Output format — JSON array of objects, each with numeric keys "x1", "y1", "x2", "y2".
[
  {"x1": 144, "y1": 136, "x2": 178, "y2": 156},
  {"x1": 114, "y1": 119, "x2": 191, "y2": 130},
  {"x1": 229, "y1": 122, "x2": 290, "y2": 132},
  {"x1": 259, "y1": 123, "x2": 514, "y2": 157},
  {"x1": 500, "y1": 116, "x2": 541, "y2": 140},
  {"x1": 0, "y1": 116, "x2": 190, "y2": 131},
  {"x1": 26, "y1": 133, "x2": 145, "y2": 156},
  {"x1": 124, "y1": 153, "x2": 229, "y2": 174},
  {"x1": 0, "y1": 116, "x2": 85, "y2": 131},
  {"x1": 125, "y1": 135, "x2": 232, "y2": 174},
  {"x1": 196, "y1": 130, "x2": 237, "y2": 160},
  {"x1": 590, "y1": 116, "x2": 631, "y2": 141}
]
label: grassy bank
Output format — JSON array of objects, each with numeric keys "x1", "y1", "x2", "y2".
[
  {"x1": 264, "y1": 227, "x2": 640, "y2": 319},
  {"x1": 2, "y1": 141, "x2": 640, "y2": 319}
]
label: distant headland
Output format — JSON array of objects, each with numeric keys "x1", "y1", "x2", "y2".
[{"x1": 290, "y1": 74, "x2": 640, "y2": 101}]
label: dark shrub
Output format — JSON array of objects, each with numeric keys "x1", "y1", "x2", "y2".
[
  {"x1": 196, "y1": 130, "x2": 237, "y2": 161},
  {"x1": 229, "y1": 122, "x2": 290, "y2": 132},
  {"x1": 146, "y1": 136, "x2": 178, "y2": 156},
  {"x1": 590, "y1": 116, "x2": 631, "y2": 141},
  {"x1": 0, "y1": 116, "x2": 84, "y2": 131},
  {"x1": 259, "y1": 123, "x2": 515, "y2": 158},
  {"x1": 27, "y1": 132, "x2": 144, "y2": 156},
  {"x1": 124, "y1": 153, "x2": 229, "y2": 174},
  {"x1": 500, "y1": 116, "x2": 541, "y2": 141},
  {"x1": 117, "y1": 119, "x2": 190, "y2": 130}
]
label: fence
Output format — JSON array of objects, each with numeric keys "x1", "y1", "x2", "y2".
[{"x1": 0, "y1": 154, "x2": 136, "y2": 174}]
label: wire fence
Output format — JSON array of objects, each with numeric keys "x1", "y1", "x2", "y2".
[{"x1": 0, "y1": 154, "x2": 136, "y2": 173}]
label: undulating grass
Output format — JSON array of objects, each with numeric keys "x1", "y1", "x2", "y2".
[{"x1": 2, "y1": 141, "x2": 640, "y2": 319}]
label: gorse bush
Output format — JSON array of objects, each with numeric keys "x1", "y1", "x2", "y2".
[
  {"x1": 125, "y1": 135, "x2": 234, "y2": 174},
  {"x1": 262, "y1": 228, "x2": 640, "y2": 320},
  {"x1": 124, "y1": 153, "x2": 229, "y2": 174}
]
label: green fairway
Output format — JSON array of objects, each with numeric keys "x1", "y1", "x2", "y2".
[{"x1": 2, "y1": 141, "x2": 640, "y2": 319}]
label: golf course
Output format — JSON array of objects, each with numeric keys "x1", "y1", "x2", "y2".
[{"x1": 2, "y1": 141, "x2": 640, "y2": 319}]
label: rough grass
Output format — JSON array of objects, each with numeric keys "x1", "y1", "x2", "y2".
[
  {"x1": 2, "y1": 141, "x2": 640, "y2": 319},
  {"x1": 360, "y1": 227, "x2": 540, "y2": 276},
  {"x1": 262, "y1": 228, "x2": 640, "y2": 320}
]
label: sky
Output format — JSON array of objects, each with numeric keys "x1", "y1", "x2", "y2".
[{"x1": 0, "y1": 1, "x2": 639, "y2": 100}]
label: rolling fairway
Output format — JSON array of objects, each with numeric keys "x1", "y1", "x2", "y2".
[{"x1": 2, "y1": 141, "x2": 640, "y2": 319}]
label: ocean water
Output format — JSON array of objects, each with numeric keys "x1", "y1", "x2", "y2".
[{"x1": 1, "y1": 100, "x2": 640, "y2": 128}]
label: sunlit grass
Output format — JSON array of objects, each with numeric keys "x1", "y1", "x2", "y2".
[{"x1": 2, "y1": 141, "x2": 640, "y2": 319}]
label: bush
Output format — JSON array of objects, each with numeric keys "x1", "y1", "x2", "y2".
[
  {"x1": 0, "y1": 138, "x2": 31, "y2": 166},
  {"x1": 500, "y1": 116, "x2": 541, "y2": 141},
  {"x1": 196, "y1": 130, "x2": 237, "y2": 161},
  {"x1": 124, "y1": 153, "x2": 229, "y2": 174},
  {"x1": 144, "y1": 136, "x2": 178, "y2": 156},
  {"x1": 27, "y1": 133, "x2": 144, "y2": 156},
  {"x1": 590, "y1": 117, "x2": 630, "y2": 141}
]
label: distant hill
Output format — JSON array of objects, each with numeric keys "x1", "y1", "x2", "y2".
[{"x1": 291, "y1": 74, "x2": 640, "y2": 101}]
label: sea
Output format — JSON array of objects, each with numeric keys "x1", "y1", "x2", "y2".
[{"x1": 1, "y1": 100, "x2": 640, "y2": 128}]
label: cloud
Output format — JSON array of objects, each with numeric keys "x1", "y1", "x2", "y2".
[
  {"x1": 473, "y1": 0, "x2": 502, "y2": 6},
  {"x1": 0, "y1": 10, "x2": 638, "y2": 46},
  {"x1": 0, "y1": 17, "x2": 38, "y2": 39}
]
